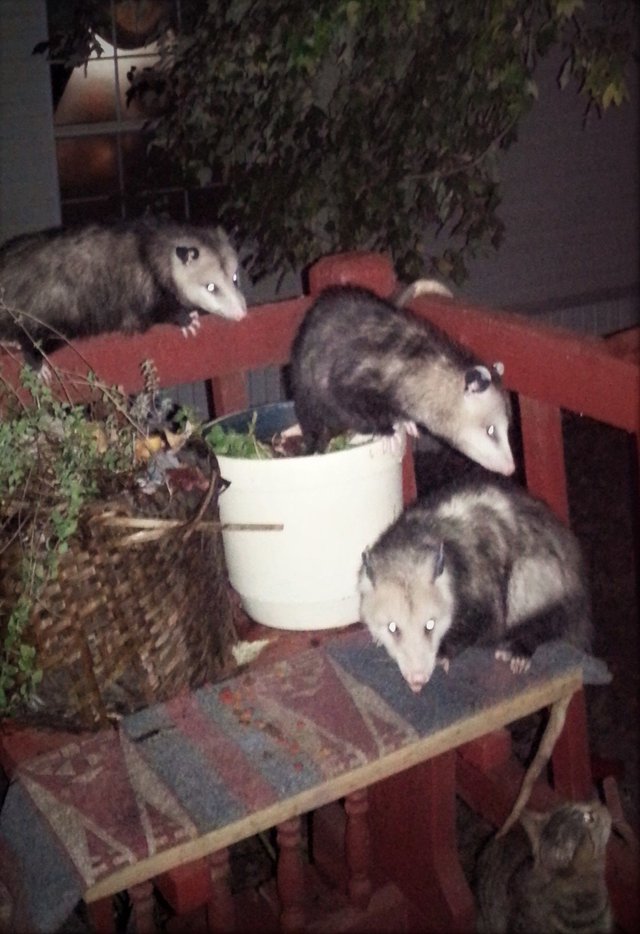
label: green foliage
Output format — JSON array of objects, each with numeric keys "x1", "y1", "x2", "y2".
[
  {"x1": 0, "y1": 368, "x2": 140, "y2": 713},
  {"x1": 205, "y1": 412, "x2": 355, "y2": 459},
  {"x1": 128, "y1": 0, "x2": 636, "y2": 285},
  {"x1": 205, "y1": 412, "x2": 274, "y2": 459}
]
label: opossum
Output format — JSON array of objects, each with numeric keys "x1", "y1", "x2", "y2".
[
  {"x1": 359, "y1": 477, "x2": 592, "y2": 692},
  {"x1": 290, "y1": 285, "x2": 514, "y2": 475},
  {"x1": 0, "y1": 219, "x2": 247, "y2": 371}
]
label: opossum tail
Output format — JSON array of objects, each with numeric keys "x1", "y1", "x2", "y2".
[{"x1": 395, "y1": 278, "x2": 454, "y2": 306}]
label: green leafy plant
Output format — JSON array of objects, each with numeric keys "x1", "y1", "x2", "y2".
[
  {"x1": 205, "y1": 412, "x2": 274, "y2": 459},
  {"x1": 0, "y1": 363, "x2": 159, "y2": 713},
  {"x1": 204, "y1": 411, "x2": 353, "y2": 459},
  {"x1": 123, "y1": 0, "x2": 636, "y2": 284},
  {"x1": 38, "y1": 2, "x2": 636, "y2": 284}
]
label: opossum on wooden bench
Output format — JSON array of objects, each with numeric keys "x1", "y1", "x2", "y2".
[{"x1": 359, "y1": 477, "x2": 592, "y2": 693}]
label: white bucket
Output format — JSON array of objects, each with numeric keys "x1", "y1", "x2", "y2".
[{"x1": 211, "y1": 403, "x2": 404, "y2": 629}]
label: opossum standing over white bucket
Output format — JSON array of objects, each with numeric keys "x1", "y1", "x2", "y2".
[
  {"x1": 0, "y1": 218, "x2": 246, "y2": 372},
  {"x1": 290, "y1": 284, "x2": 515, "y2": 475}
]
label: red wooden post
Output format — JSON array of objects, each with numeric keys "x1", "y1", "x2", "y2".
[
  {"x1": 517, "y1": 395, "x2": 594, "y2": 800},
  {"x1": 344, "y1": 788, "x2": 372, "y2": 910},
  {"x1": 402, "y1": 439, "x2": 418, "y2": 504},
  {"x1": 307, "y1": 252, "x2": 397, "y2": 297},
  {"x1": 127, "y1": 880, "x2": 155, "y2": 934},
  {"x1": 207, "y1": 847, "x2": 235, "y2": 934},
  {"x1": 367, "y1": 752, "x2": 475, "y2": 933},
  {"x1": 276, "y1": 817, "x2": 306, "y2": 931},
  {"x1": 85, "y1": 897, "x2": 116, "y2": 934},
  {"x1": 154, "y1": 860, "x2": 211, "y2": 916},
  {"x1": 518, "y1": 394, "x2": 569, "y2": 522},
  {"x1": 210, "y1": 372, "x2": 250, "y2": 417}
]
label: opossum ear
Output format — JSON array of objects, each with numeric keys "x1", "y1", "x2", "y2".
[
  {"x1": 433, "y1": 541, "x2": 445, "y2": 580},
  {"x1": 361, "y1": 550, "x2": 375, "y2": 584},
  {"x1": 492, "y1": 361, "x2": 505, "y2": 378},
  {"x1": 464, "y1": 365, "x2": 492, "y2": 393},
  {"x1": 175, "y1": 246, "x2": 200, "y2": 264}
]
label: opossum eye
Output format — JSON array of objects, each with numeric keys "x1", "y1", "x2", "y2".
[
  {"x1": 424, "y1": 618, "x2": 435, "y2": 633},
  {"x1": 387, "y1": 621, "x2": 400, "y2": 637},
  {"x1": 233, "y1": 272, "x2": 239, "y2": 286},
  {"x1": 206, "y1": 282, "x2": 217, "y2": 294},
  {"x1": 486, "y1": 424, "x2": 496, "y2": 439}
]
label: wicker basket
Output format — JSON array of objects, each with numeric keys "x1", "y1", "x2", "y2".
[{"x1": 0, "y1": 465, "x2": 238, "y2": 731}]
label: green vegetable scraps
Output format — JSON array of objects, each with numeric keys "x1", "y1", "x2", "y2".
[
  {"x1": 205, "y1": 412, "x2": 352, "y2": 459},
  {"x1": 205, "y1": 412, "x2": 273, "y2": 459}
]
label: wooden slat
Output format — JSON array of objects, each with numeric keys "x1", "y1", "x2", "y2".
[{"x1": 518, "y1": 396, "x2": 569, "y2": 521}]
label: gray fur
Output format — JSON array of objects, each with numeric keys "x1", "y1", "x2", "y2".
[
  {"x1": 359, "y1": 478, "x2": 591, "y2": 692},
  {"x1": 475, "y1": 801, "x2": 612, "y2": 933},
  {"x1": 291, "y1": 285, "x2": 514, "y2": 474},
  {"x1": 0, "y1": 218, "x2": 246, "y2": 368}
]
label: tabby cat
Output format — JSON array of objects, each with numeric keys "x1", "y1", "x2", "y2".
[{"x1": 475, "y1": 800, "x2": 613, "y2": 933}]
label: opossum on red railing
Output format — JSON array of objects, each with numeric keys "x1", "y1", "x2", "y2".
[{"x1": 0, "y1": 218, "x2": 247, "y2": 374}]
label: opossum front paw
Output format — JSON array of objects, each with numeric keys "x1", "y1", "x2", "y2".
[
  {"x1": 382, "y1": 422, "x2": 411, "y2": 456},
  {"x1": 38, "y1": 362, "x2": 53, "y2": 385},
  {"x1": 180, "y1": 310, "x2": 201, "y2": 338},
  {"x1": 495, "y1": 647, "x2": 531, "y2": 674}
]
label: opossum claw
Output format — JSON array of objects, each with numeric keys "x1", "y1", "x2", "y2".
[
  {"x1": 181, "y1": 311, "x2": 201, "y2": 338},
  {"x1": 38, "y1": 362, "x2": 53, "y2": 385},
  {"x1": 495, "y1": 647, "x2": 531, "y2": 674},
  {"x1": 381, "y1": 422, "x2": 411, "y2": 456}
]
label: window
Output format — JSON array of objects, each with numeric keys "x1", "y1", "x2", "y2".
[{"x1": 48, "y1": 0, "x2": 193, "y2": 225}]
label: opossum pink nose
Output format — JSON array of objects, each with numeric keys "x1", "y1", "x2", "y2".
[
  {"x1": 499, "y1": 456, "x2": 516, "y2": 476},
  {"x1": 407, "y1": 674, "x2": 428, "y2": 692}
]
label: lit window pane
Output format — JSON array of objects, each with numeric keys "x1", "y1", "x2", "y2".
[{"x1": 56, "y1": 135, "x2": 119, "y2": 198}]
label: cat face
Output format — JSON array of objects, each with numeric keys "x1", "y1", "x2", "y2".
[
  {"x1": 476, "y1": 800, "x2": 613, "y2": 934},
  {"x1": 522, "y1": 801, "x2": 612, "y2": 871}
]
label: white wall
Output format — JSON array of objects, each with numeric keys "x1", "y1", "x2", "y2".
[
  {"x1": 0, "y1": 0, "x2": 60, "y2": 242},
  {"x1": 461, "y1": 48, "x2": 639, "y2": 334}
]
